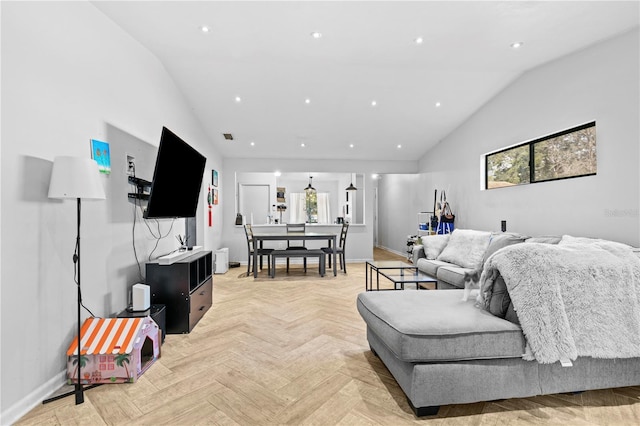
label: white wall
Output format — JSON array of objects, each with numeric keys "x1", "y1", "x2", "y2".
[
  {"x1": 0, "y1": 2, "x2": 222, "y2": 423},
  {"x1": 0, "y1": 2, "x2": 3, "y2": 416},
  {"x1": 379, "y1": 29, "x2": 639, "y2": 255}
]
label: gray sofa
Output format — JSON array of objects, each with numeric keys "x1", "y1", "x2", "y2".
[
  {"x1": 358, "y1": 232, "x2": 640, "y2": 416},
  {"x1": 412, "y1": 229, "x2": 553, "y2": 289}
]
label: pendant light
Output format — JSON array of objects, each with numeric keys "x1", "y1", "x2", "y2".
[
  {"x1": 345, "y1": 181, "x2": 357, "y2": 191},
  {"x1": 304, "y1": 176, "x2": 316, "y2": 192}
]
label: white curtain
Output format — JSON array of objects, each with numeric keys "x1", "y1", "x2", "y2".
[
  {"x1": 317, "y1": 193, "x2": 331, "y2": 224},
  {"x1": 289, "y1": 192, "x2": 331, "y2": 224},
  {"x1": 289, "y1": 193, "x2": 307, "y2": 223}
]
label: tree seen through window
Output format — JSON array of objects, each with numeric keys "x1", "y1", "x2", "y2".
[{"x1": 486, "y1": 122, "x2": 596, "y2": 189}]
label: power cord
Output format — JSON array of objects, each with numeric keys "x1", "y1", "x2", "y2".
[
  {"x1": 131, "y1": 195, "x2": 145, "y2": 283},
  {"x1": 147, "y1": 219, "x2": 176, "y2": 261},
  {"x1": 73, "y1": 238, "x2": 96, "y2": 318},
  {"x1": 130, "y1": 177, "x2": 177, "y2": 280}
]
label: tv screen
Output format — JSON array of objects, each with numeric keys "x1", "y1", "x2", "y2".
[{"x1": 144, "y1": 127, "x2": 206, "y2": 219}]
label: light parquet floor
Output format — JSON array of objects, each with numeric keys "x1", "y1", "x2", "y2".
[{"x1": 16, "y1": 248, "x2": 640, "y2": 425}]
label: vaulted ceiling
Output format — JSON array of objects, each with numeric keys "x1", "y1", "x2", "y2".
[{"x1": 93, "y1": 1, "x2": 639, "y2": 161}]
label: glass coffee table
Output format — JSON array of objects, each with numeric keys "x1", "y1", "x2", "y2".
[{"x1": 365, "y1": 260, "x2": 437, "y2": 291}]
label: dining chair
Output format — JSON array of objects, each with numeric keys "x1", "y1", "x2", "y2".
[
  {"x1": 286, "y1": 223, "x2": 307, "y2": 272},
  {"x1": 323, "y1": 222, "x2": 349, "y2": 273},
  {"x1": 244, "y1": 224, "x2": 273, "y2": 276}
]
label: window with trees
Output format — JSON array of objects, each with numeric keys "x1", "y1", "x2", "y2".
[
  {"x1": 290, "y1": 191, "x2": 331, "y2": 224},
  {"x1": 485, "y1": 122, "x2": 596, "y2": 189}
]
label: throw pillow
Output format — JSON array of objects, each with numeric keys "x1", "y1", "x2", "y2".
[
  {"x1": 423, "y1": 234, "x2": 450, "y2": 259},
  {"x1": 436, "y1": 229, "x2": 491, "y2": 269},
  {"x1": 483, "y1": 232, "x2": 528, "y2": 264}
]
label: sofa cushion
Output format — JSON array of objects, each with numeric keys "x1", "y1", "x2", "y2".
[
  {"x1": 421, "y1": 234, "x2": 450, "y2": 259},
  {"x1": 416, "y1": 258, "x2": 450, "y2": 277},
  {"x1": 436, "y1": 265, "x2": 474, "y2": 288},
  {"x1": 357, "y1": 290, "x2": 525, "y2": 363},
  {"x1": 486, "y1": 275, "x2": 520, "y2": 325},
  {"x1": 437, "y1": 229, "x2": 492, "y2": 269},
  {"x1": 483, "y1": 232, "x2": 528, "y2": 264}
]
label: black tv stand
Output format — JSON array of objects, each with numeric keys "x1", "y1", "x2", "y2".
[{"x1": 145, "y1": 251, "x2": 213, "y2": 334}]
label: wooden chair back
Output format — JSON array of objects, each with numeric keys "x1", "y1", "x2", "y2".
[
  {"x1": 244, "y1": 224, "x2": 256, "y2": 251},
  {"x1": 338, "y1": 223, "x2": 349, "y2": 249},
  {"x1": 286, "y1": 223, "x2": 306, "y2": 248}
]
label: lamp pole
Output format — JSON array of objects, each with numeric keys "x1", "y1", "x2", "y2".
[{"x1": 75, "y1": 197, "x2": 84, "y2": 404}]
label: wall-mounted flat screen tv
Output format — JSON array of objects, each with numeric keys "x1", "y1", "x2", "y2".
[{"x1": 144, "y1": 127, "x2": 206, "y2": 219}]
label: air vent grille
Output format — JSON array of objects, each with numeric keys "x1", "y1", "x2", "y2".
[{"x1": 223, "y1": 133, "x2": 234, "y2": 140}]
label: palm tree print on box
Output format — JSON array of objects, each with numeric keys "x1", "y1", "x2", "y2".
[
  {"x1": 115, "y1": 354, "x2": 132, "y2": 382},
  {"x1": 69, "y1": 355, "x2": 89, "y2": 383}
]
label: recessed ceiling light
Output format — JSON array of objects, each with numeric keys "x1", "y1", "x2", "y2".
[
  {"x1": 510, "y1": 41, "x2": 524, "y2": 49},
  {"x1": 371, "y1": 100, "x2": 377, "y2": 107},
  {"x1": 274, "y1": 171, "x2": 281, "y2": 177},
  {"x1": 349, "y1": 144, "x2": 354, "y2": 148},
  {"x1": 397, "y1": 144, "x2": 402, "y2": 149},
  {"x1": 235, "y1": 96, "x2": 242, "y2": 102},
  {"x1": 305, "y1": 98, "x2": 311, "y2": 104},
  {"x1": 435, "y1": 102, "x2": 441, "y2": 107},
  {"x1": 311, "y1": 32, "x2": 322, "y2": 39},
  {"x1": 250, "y1": 141, "x2": 255, "y2": 146},
  {"x1": 300, "y1": 143, "x2": 306, "y2": 148},
  {"x1": 414, "y1": 37, "x2": 424, "y2": 44},
  {"x1": 372, "y1": 174, "x2": 379, "y2": 179},
  {"x1": 200, "y1": 26, "x2": 210, "y2": 33}
]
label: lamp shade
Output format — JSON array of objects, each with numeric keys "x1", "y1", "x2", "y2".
[
  {"x1": 48, "y1": 156, "x2": 106, "y2": 200},
  {"x1": 304, "y1": 176, "x2": 316, "y2": 192},
  {"x1": 345, "y1": 182, "x2": 357, "y2": 191}
]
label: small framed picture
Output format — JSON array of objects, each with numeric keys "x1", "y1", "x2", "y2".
[
  {"x1": 90, "y1": 139, "x2": 111, "y2": 174},
  {"x1": 213, "y1": 189, "x2": 219, "y2": 205},
  {"x1": 212, "y1": 170, "x2": 219, "y2": 187}
]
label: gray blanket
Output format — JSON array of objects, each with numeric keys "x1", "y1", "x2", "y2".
[{"x1": 479, "y1": 235, "x2": 640, "y2": 364}]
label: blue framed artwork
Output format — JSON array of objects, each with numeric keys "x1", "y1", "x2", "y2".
[
  {"x1": 90, "y1": 139, "x2": 111, "y2": 174},
  {"x1": 212, "y1": 169, "x2": 218, "y2": 187}
]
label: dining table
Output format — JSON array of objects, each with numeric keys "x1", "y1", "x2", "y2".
[{"x1": 251, "y1": 230, "x2": 338, "y2": 278}]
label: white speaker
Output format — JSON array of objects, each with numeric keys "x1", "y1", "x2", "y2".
[{"x1": 132, "y1": 283, "x2": 150, "y2": 311}]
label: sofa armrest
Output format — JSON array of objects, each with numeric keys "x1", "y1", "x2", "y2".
[{"x1": 412, "y1": 245, "x2": 425, "y2": 264}]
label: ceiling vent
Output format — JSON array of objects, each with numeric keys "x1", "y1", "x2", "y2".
[{"x1": 223, "y1": 133, "x2": 234, "y2": 140}]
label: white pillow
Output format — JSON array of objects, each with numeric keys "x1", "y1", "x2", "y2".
[
  {"x1": 423, "y1": 234, "x2": 450, "y2": 259},
  {"x1": 436, "y1": 229, "x2": 491, "y2": 269}
]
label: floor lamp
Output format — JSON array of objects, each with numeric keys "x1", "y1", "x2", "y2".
[{"x1": 48, "y1": 156, "x2": 105, "y2": 405}]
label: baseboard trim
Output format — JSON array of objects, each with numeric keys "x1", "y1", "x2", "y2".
[
  {"x1": 375, "y1": 245, "x2": 406, "y2": 258},
  {"x1": 1, "y1": 370, "x2": 66, "y2": 425}
]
